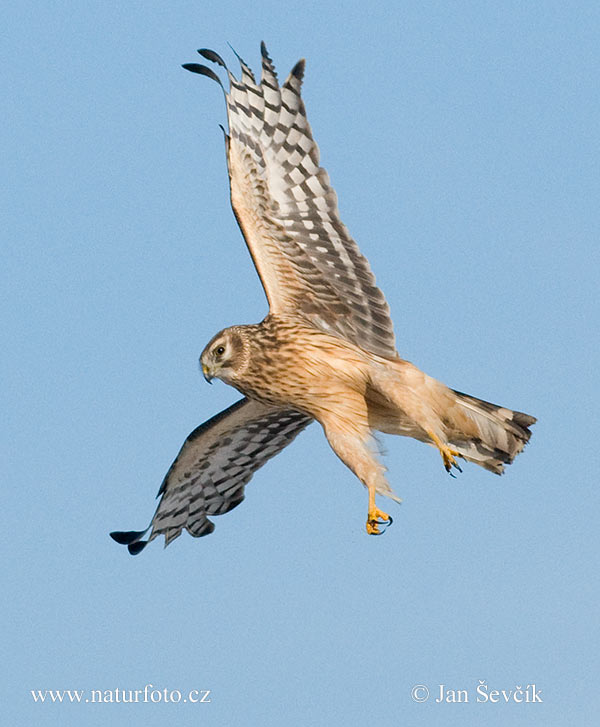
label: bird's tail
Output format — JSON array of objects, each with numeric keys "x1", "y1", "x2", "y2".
[{"x1": 447, "y1": 391, "x2": 536, "y2": 474}]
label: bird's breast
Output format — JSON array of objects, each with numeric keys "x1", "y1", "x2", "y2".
[{"x1": 234, "y1": 318, "x2": 371, "y2": 415}]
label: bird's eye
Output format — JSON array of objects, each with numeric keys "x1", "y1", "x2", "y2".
[{"x1": 215, "y1": 345, "x2": 225, "y2": 356}]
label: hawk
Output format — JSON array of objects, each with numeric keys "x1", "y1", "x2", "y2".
[{"x1": 111, "y1": 43, "x2": 535, "y2": 554}]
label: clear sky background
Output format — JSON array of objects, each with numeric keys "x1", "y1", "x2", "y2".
[{"x1": 3, "y1": 1, "x2": 598, "y2": 725}]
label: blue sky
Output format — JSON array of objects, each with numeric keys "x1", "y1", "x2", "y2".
[{"x1": 3, "y1": 1, "x2": 598, "y2": 725}]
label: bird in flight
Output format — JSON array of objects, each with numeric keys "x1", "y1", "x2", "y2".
[{"x1": 111, "y1": 43, "x2": 535, "y2": 554}]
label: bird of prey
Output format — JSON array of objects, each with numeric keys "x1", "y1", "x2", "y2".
[{"x1": 111, "y1": 43, "x2": 535, "y2": 554}]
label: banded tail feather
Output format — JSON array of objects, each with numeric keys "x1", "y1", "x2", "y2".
[{"x1": 449, "y1": 391, "x2": 536, "y2": 474}]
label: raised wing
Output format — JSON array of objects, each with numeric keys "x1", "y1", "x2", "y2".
[
  {"x1": 110, "y1": 398, "x2": 311, "y2": 554},
  {"x1": 183, "y1": 44, "x2": 398, "y2": 360}
]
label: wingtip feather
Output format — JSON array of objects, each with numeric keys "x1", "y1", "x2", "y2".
[
  {"x1": 197, "y1": 48, "x2": 226, "y2": 67},
  {"x1": 182, "y1": 63, "x2": 223, "y2": 87},
  {"x1": 127, "y1": 541, "x2": 148, "y2": 555},
  {"x1": 110, "y1": 529, "x2": 146, "y2": 545},
  {"x1": 291, "y1": 58, "x2": 305, "y2": 81}
]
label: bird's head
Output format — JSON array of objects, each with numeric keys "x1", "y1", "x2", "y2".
[{"x1": 200, "y1": 327, "x2": 249, "y2": 385}]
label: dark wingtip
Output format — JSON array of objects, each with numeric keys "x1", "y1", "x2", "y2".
[
  {"x1": 226, "y1": 41, "x2": 240, "y2": 60},
  {"x1": 110, "y1": 530, "x2": 149, "y2": 555},
  {"x1": 513, "y1": 411, "x2": 537, "y2": 429},
  {"x1": 127, "y1": 541, "x2": 148, "y2": 556},
  {"x1": 260, "y1": 41, "x2": 278, "y2": 82},
  {"x1": 197, "y1": 48, "x2": 226, "y2": 67},
  {"x1": 181, "y1": 63, "x2": 223, "y2": 86},
  {"x1": 110, "y1": 529, "x2": 146, "y2": 545},
  {"x1": 290, "y1": 58, "x2": 305, "y2": 81}
]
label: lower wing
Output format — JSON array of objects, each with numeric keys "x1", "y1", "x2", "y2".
[{"x1": 111, "y1": 398, "x2": 312, "y2": 554}]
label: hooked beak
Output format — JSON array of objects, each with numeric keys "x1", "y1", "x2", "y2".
[{"x1": 202, "y1": 363, "x2": 214, "y2": 384}]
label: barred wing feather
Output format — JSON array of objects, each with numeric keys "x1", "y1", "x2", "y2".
[
  {"x1": 110, "y1": 398, "x2": 311, "y2": 553},
  {"x1": 183, "y1": 43, "x2": 398, "y2": 360}
]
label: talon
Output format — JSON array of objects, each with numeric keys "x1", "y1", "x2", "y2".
[
  {"x1": 366, "y1": 507, "x2": 392, "y2": 535},
  {"x1": 428, "y1": 431, "x2": 463, "y2": 474},
  {"x1": 441, "y1": 447, "x2": 461, "y2": 472}
]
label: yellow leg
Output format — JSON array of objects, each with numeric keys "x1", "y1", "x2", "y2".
[
  {"x1": 366, "y1": 486, "x2": 392, "y2": 535},
  {"x1": 428, "y1": 431, "x2": 463, "y2": 473}
]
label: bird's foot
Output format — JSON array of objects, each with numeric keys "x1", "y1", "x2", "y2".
[
  {"x1": 428, "y1": 431, "x2": 463, "y2": 475},
  {"x1": 366, "y1": 508, "x2": 393, "y2": 535},
  {"x1": 440, "y1": 445, "x2": 463, "y2": 474}
]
